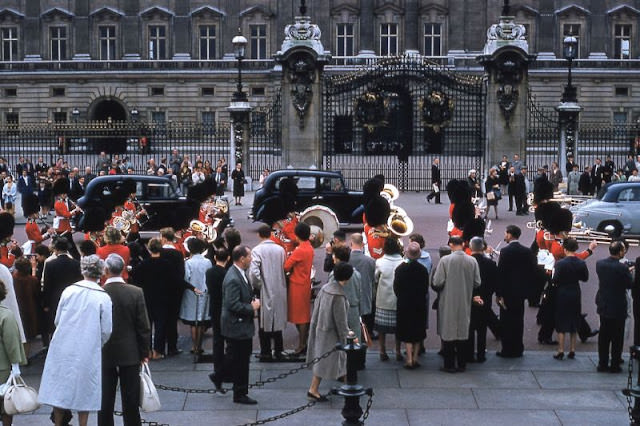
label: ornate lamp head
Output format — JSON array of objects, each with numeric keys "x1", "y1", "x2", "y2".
[
  {"x1": 232, "y1": 29, "x2": 247, "y2": 60},
  {"x1": 563, "y1": 36, "x2": 578, "y2": 61}
]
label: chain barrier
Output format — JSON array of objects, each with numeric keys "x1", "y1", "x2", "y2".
[
  {"x1": 113, "y1": 348, "x2": 357, "y2": 426},
  {"x1": 155, "y1": 347, "x2": 338, "y2": 394},
  {"x1": 362, "y1": 389, "x2": 374, "y2": 421},
  {"x1": 627, "y1": 355, "x2": 634, "y2": 423},
  {"x1": 114, "y1": 410, "x2": 171, "y2": 426}
]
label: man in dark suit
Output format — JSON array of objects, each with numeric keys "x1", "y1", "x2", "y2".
[
  {"x1": 467, "y1": 237, "x2": 499, "y2": 363},
  {"x1": 495, "y1": 225, "x2": 537, "y2": 358},
  {"x1": 591, "y1": 158, "x2": 605, "y2": 193},
  {"x1": 221, "y1": 245, "x2": 261, "y2": 404},
  {"x1": 214, "y1": 166, "x2": 227, "y2": 196},
  {"x1": 595, "y1": 241, "x2": 633, "y2": 373},
  {"x1": 514, "y1": 166, "x2": 528, "y2": 215},
  {"x1": 99, "y1": 253, "x2": 150, "y2": 426},
  {"x1": 84, "y1": 166, "x2": 97, "y2": 184},
  {"x1": 426, "y1": 158, "x2": 441, "y2": 204},
  {"x1": 41, "y1": 238, "x2": 82, "y2": 344},
  {"x1": 579, "y1": 166, "x2": 593, "y2": 195},
  {"x1": 17, "y1": 170, "x2": 34, "y2": 196}
]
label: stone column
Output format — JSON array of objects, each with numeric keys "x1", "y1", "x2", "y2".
[
  {"x1": 24, "y1": 0, "x2": 41, "y2": 60},
  {"x1": 477, "y1": 14, "x2": 535, "y2": 168},
  {"x1": 275, "y1": 14, "x2": 330, "y2": 169},
  {"x1": 358, "y1": 0, "x2": 375, "y2": 56},
  {"x1": 404, "y1": 0, "x2": 419, "y2": 54}
]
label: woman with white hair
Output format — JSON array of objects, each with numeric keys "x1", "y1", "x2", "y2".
[{"x1": 38, "y1": 255, "x2": 113, "y2": 426}]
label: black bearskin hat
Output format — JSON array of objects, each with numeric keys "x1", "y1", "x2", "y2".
[
  {"x1": 463, "y1": 218, "x2": 486, "y2": 242},
  {"x1": 279, "y1": 178, "x2": 299, "y2": 198},
  {"x1": 363, "y1": 176, "x2": 385, "y2": 204},
  {"x1": 533, "y1": 178, "x2": 554, "y2": 206},
  {"x1": 121, "y1": 179, "x2": 137, "y2": 195},
  {"x1": 259, "y1": 197, "x2": 287, "y2": 225},
  {"x1": 451, "y1": 202, "x2": 475, "y2": 230},
  {"x1": 546, "y1": 207, "x2": 573, "y2": 235},
  {"x1": 111, "y1": 185, "x2": 130, "y2": 207},
  {"x1": 446, "y1": 179, "x2": 472, "y2": 205},
  {"x1": 81, "y1": 206, "x2": 107, "y2": 232},
  {"x1": 0, "y1": 212, "x2": 14, "y2": 241},
  {"x1": 535, "y1": 201, "x2": 562, "y2": 228},
  {"x1": 364, "y1": 194, "x2": 390, "y2": 227},
  {"x1": 187, "y1": 177, "x2": 216, "y2": 203},
  {"x1": 52, "y1": 177, "x2": 70, "y2": 196},
  {"x1": 22, "y1": 193, "x2": 40, "y2": 217}
]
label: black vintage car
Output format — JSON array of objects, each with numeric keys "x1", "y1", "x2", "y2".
[
  {"x1": 77, "y1": 175, "x2": 218, "y2": 234},
  {"x1": 250, "y1": 169, "x2": 364, "y2": 225}
]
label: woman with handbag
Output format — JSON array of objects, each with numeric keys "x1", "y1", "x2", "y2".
[
  {"x1": 484, "y1": 167, "x2": 500, "y2": 220},
  {"x1": 230, "y1": 162, "x2": 245, "y2": 206},
  {"x1": 0, "y1": 279, "x2": 27, "y2": 426}
]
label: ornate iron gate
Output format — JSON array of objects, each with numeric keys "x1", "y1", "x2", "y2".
[
  {"x1": 323, "y1": 56, "x2": 486, "y2": 191},
  {"x1": 526, "y1": 93, "x2": 560, "y2": 173},
  {"x1": 250, "y1": 88, "x2": 282, "y2": 181}
]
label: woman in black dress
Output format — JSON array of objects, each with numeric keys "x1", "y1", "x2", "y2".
[
  {"x1": 230, "y1": 162, "x2": 245, "y2": 206},
  {"x1": 484, "y1": 167, "x2": 500, "y2": 219},
  {"x1": 552, "y1": 238, "x2": 589, "y2": 360},
  {"x1": 393, "y1": 242, "x2": 429, "y2": 369}
]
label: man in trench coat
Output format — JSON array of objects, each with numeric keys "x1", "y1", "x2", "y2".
[
  {"x1": 248, "y1": 225, "x2": 287, "y2": 361},
  {"x1": 431, "y1": 236, "x2": 480, "y2": 373}
]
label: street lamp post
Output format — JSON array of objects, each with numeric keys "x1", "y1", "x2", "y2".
[
  {"x1": 228, "y1": 28, "x2": 251, "y2": 177},
  {"x1": 232, "y1": 29, "x2": 248, "y2": 103},
  {"x1": 557, "y1": 36, "x2": 581, "y2": 177}
]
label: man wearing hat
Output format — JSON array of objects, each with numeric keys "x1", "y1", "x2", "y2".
[
  {"x1": 514, "y1": 166, "x2": 529, "y2": 215},
  {"x1": 23, "y1": 193, "x2": 54, "y2": 255},
  {"x1": 0, "y1": 212, "x2": 17, "y2": 269},
  {"x1": 467, "y1": 169, "x2": 482, "y2": 199},
  {"x1": 53, "y1": 177, "x2": 82, "y2": 258}
]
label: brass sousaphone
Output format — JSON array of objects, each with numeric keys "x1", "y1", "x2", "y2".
[{"x1": 387, "y1": 206, "x2": 414, "y2": 237}]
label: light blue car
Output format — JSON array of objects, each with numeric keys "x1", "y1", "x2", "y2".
[{"x1": 571, "y1": 182, "x2": 640, "y2": 237}]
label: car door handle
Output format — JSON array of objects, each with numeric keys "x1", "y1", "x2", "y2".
[
  {"x1": 141, "y1": 203, "x2": 151, "y2": 207},
  {"x1": 312, "y1": 196, "x2": 324, "y2": 200}
]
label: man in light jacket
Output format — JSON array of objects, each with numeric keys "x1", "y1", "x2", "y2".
[
  {"x1": 431, "y1": 236, "x2": 481, "y2": 373},
  {"x1": 248, "y1": 225, "x2": 287, "y2": 361}
]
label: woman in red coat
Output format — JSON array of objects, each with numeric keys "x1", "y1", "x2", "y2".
[
  {"x1": 284, "y1": 222, "x2": 314, "y2": 355},
  {"x1": 97, "y1": 226, "x2": 131, "y2": 281}
]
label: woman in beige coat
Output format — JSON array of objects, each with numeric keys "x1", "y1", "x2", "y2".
[{"x1": 306, "y1": 263, "x2": 353, "y2": 402}]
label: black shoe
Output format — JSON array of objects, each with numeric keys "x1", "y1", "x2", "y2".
[
  {"x1": 208, "y1": 373, "x2": 224, "y2": 392},
  {"x1": 597, "y1": 365, "x2": 609, "y2": 373},
  {"x1": 553, "y1": 352, "x2": 564, "y2": 360},
  {"x1": 274, "y1": 351, "x2": 288, "y2": 361},
  {"x1": 538, "y1": 339, "x2": 558, "y2": 345},
  {"x1": 257, "y1": 354, "x2": 273, "y2": 362},
  {"x1": 567, "y1": 352, "x2": 575, "y2": 359},
  {"x1": 167, "y1": 349, "x2": 183, "y2": 356},
  {"x1": 508, "y1": 208, "x2": 513, "y2": 211},
  {"x1": 456, "y1": 366, "x2": 466, "y2": 372},
  {"x1": 306, "y1": 392, "x2": 329, "y2": 402},
  {"x1": 234, "y1": 395, "x2": 258, "y2": 405},
  {"x1": 610, "y1": 366, "x2": 623, "y2": 373},
  {"x1": 588, "y1": 329, "x2": 599, "y2": 337},
  {"x1": 439, "y1": 366, "x2": 457, "y2": 373},
  {"x1": 426, "y1": 197, "x2": 431, "y2": 203},
  {"x1": 476, "y1": 355, "x2": 487, "y2": 363},
  {"x1": 496, "y1": 351, "x2": 522, "y2": 358}
]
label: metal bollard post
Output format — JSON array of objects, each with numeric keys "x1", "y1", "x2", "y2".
[
  {"x1": 332, "y1": 332, "x2": 373, "y2": 425},
  {"x1": 622, "y1": 346, "x2": 640, "y2": 425}
]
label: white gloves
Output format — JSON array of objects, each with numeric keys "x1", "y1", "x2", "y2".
[{"x1": 10, "y1": 363, "x2": 20, "y2": 377}]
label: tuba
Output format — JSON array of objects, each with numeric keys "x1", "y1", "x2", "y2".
[
  {"x1": 189, "y1": 219, "x2": 218, "y2": 243},
  {"x1": 112, "y1": 216, "x2": 131, "y2": 233},
  {"x1": 299, "y1": 205, "x2": 340, "y2": 249},
  {"x1": 387, "y1": 206, "x2": 414, "y2": 237},
  {"x1": 380, "y1": 184, "x2": 400, "y2": 202}
]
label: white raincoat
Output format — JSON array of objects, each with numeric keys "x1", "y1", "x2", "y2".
[
  {"x1": 0, "y1": 263, "x2": 26, "y2": 343},
  {"x1": 38, "y1": 280, "x2": 112, "y2": 411}
]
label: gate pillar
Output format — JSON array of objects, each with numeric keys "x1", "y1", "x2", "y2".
[
  {"x1": 477, "y1": 4, "x2": 535, "y2": 168},
  {"x1": 274, "y1": 2, "x2": 330, "y2": 169}
]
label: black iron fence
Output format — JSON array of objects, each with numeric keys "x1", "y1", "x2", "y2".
[
  {"x1": 0, "y1": 121, "x2": 232, "y2": 176},
  {"x1": 249, "y1": 89, "x2": 283, "y2": 181}
]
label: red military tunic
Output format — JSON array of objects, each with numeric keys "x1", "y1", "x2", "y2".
[
  {"x1": 54, "y1": 197, "x2": 74, "y2": 234},
  {"x1": 284, "y1": 239, "x2": 314, "y2": 324},
  {"x1": 124, "y1": 200, "x2": 140, "y2": 233},
  {"x1": 0, "y1": 244, "x2": 14, "y2": 268},
  {"x1": 535, "y1": 229, "x2": 591, "y2": 261},
  {"x1": 25, "y1": 220, "x2": 44, "y2": 245},
  {"x1": 364, "y1": 223, "x2": 386, "y2": 259},
  {"x1": 97, "y1": 243, "x2": 131, "y2": 281}
]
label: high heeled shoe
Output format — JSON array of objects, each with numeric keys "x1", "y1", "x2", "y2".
[
  {"x1": 567, "y1": 351, "x2": 575, "y2": 359},
  {"x1": 553, "y1": 352, "x2": 564, "y2": 360}
]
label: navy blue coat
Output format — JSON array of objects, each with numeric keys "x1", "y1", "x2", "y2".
[{"x1": 596, "y1": 256, "x2": 633, "y2": 319}]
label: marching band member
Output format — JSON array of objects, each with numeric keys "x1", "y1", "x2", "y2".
[
  {"x1": 52, "y1": 177, "x2": 81, "y2": 259},
  {"x1": 0, "y1": 213, "x2": 16, "y2": 269},
  {"x1": 446, "y1": 179, "x2": 475, "y2": 239},
  {"x1": 360, "y1": 176, "x2": 389, "y2": 259},
  {"x1": 81, "y1": 205, "x2": 108, "y2": 249},
  {"x1": 22, "y1": 193, "x2": 54, "y2": 255},
  {"x1": 97, "y1": 226, "x2": 131, "y2": 282}
]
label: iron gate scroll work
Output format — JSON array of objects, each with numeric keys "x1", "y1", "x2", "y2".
[
  {"x1": 323, "y1": 56, "x2": 486, "y2": 191},
  {"x1": 250, "y1": 88, "x2": 282, "y2": 180}
]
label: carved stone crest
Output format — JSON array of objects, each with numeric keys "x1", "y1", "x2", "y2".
[
  {"x1": 494, "y1": 56, "x2": 524, "y2": 125},
  {"x1": 354, "y1": 91, "x2": 388, "y2": 133},
  {"x1": 287, "y1": 54, "x2": 315, "y2": 128},
  {"x1": 419, "y1": 91, "x2": 454, "y2": 133}
]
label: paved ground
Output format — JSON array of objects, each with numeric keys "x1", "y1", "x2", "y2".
[{"x1": 8, "y1": 189, "x2": 638, "y2": 425}]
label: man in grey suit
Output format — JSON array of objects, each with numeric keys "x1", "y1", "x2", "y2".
[
  {"x1": 348, "y1": 233, "x2": 376, "y2": 366},
  {"x1": 221, "y1": 245, "x2": 261, "y2": 404},
  {"x1": 99, "y1": 254, "x2": 151, "y2": 426},
  {"x1": 249, "y1": 225, "x2": 287, "y2": 361}
]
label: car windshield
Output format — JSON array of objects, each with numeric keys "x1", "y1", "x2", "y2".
[{"x1": 146, "y1": 182, "x2": 176, "y2": 199}]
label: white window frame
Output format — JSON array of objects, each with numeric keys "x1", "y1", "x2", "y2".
[
  {"x1": 50, "y1": 26, "x2": 67, "y2": 61},
  {"x1": 1, "y1": 27, "x2": 18, "y2": 61},
  {"x1": 380, "y1": 23, "x2": 398, "y2": 56},
  {"x1": 336, "y1": 23, "x2": 355, "y2": 57},
  {"x1": 249, "y1": 24, "x2": 267, "y2": 59},
  {"x1": 148, "y1": 25, "x2": 167, "y2": 60},
  {"x1": 98, "y1": 25, "x2": 116, "y2": 60},
  {"x1": 423, "y1": 23, "x2": 442, "y2": 57},
  {"x1": 199, "y1": 25, "x2": 217, "y2": 60}
]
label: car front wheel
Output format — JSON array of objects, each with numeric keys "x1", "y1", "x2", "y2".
[{"x1": 597, "y1": 220, "x2": 622, "y2": 238}]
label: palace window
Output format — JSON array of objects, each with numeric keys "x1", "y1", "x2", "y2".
[
  {"x1": 250, "y1": 24, "x2": 267, "y2": 59},
  {"x1": 5, "y1": 112, "x2": 18, "y2": 125},
  {"x1": 149, "y1": 26, "x2": 166, "y2": 60},
  {"x1": 199, "y1": 25, "x2": 217, "y2": 60},
  {"x1": 380, "y1": 23, "x2": 398, "y2": 56},
  {"x1": 336, "y1": 23, "x2": 355, "y2": 57},
  {"x1": 1, "y1": 28, "x2": 18, "y2": 61},
  {"x1": 53, "y1": 112, "x2": 67, "y2": 123},
  {"x1": 50, "y1": 26, "x2": 67, "y2": 60},
  {"x1": 151, "y1": 111, "x2": 166, "y2": 123},
  {"x1": 202, "y1": 111, "x2": 215, "y2": 135},
  {"x1": 99, "y1": 26, "x2": 116, "y2": 60},
  {"x1": 563, "y1": 24, "x2": 581, "y2": 58},
  {"x1": 615, "y1": 24, "x2": 632, "y2": 59},
  {"x1": 423, "y1": 23, "x2": 442, "y2": 56}
]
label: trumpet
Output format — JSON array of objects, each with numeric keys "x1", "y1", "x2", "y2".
[
  {"x1": 526, "y1": 220, "x2": 543, "y2": 229},
  {"x1": 568, "y1": 228, "x2": 640, "y2": 247}
]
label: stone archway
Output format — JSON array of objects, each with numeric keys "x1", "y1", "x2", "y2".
[{"x1": 88, "y1": 97, "x2": 128, "y2": 154}]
